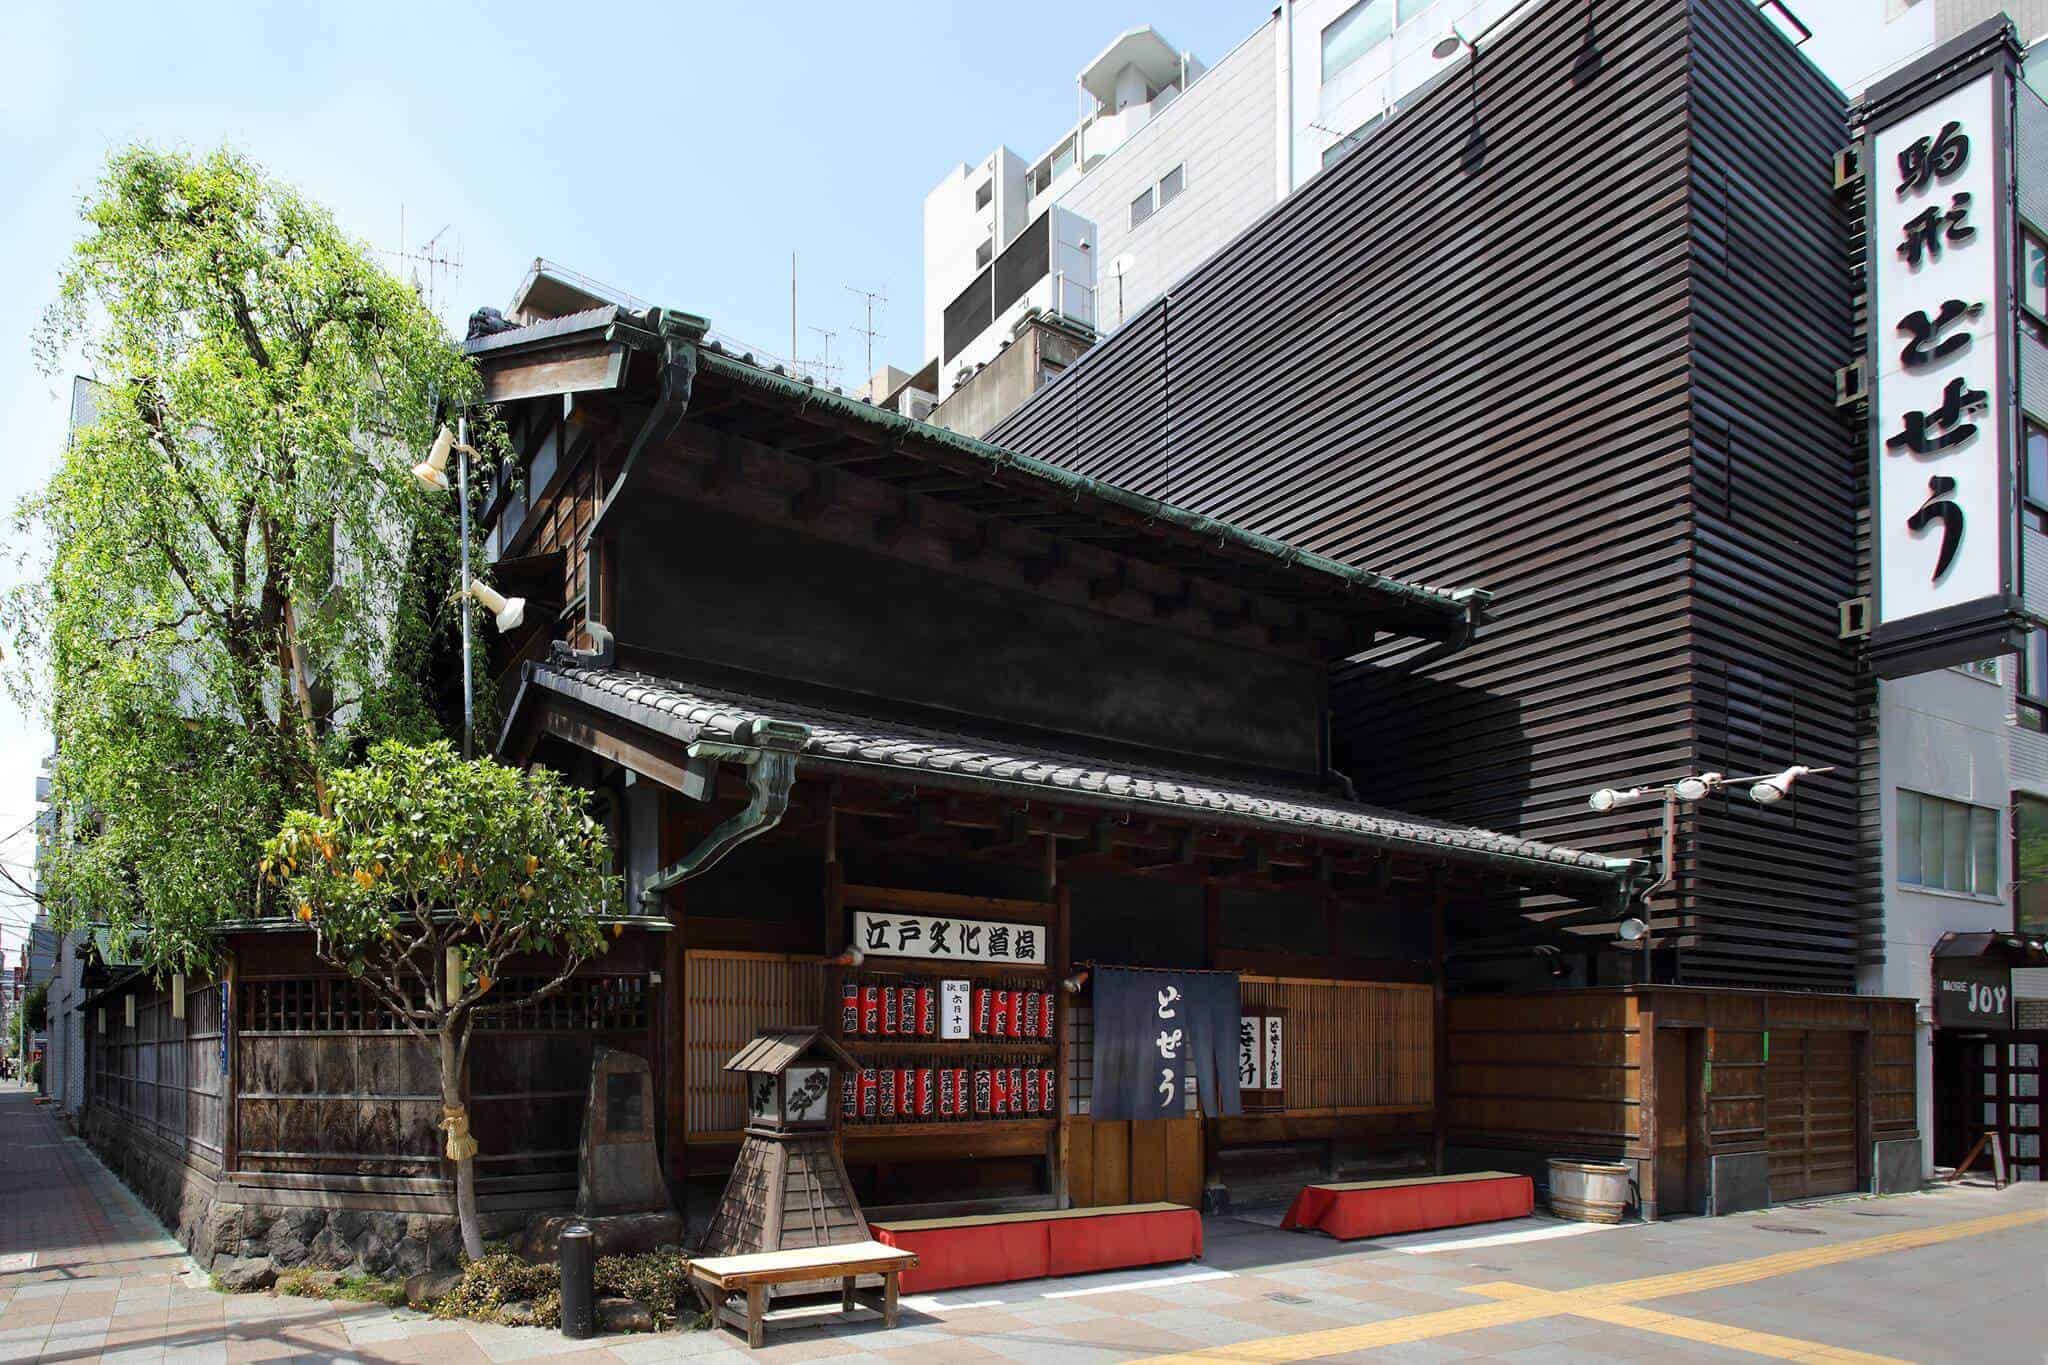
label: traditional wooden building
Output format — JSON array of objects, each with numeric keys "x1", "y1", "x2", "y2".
[{"x1": 463, "y1": 286, "x2": 1642, "y2": 1223}]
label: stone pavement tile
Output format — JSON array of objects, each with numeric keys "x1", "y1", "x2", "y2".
[
  {"x1": 870, "y1": 1342, "x2": 1009, "y2": 1364},
  {"x1": 603, "y1": 1332, "x2": 749, "y2": 1362},
  {"x1": 360, "y1": 1328, "x2": 495, "y2": 1364}
]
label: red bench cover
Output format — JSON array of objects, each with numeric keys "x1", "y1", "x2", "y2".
[
  {"x1": 873, "y1": 1206, "x2": 1201, "y2": 1294},
  {"x1": 1281, "y1": 1174, "x2": 1534, "y2": 1241},
  {"x1": 873, "y1": 1222, "x2": 1049, "y2": 1294},
  {"x1": 1046, "y1": 1207, "x2": 1202, "y2": 1278}
]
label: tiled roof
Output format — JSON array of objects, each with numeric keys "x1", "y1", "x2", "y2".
[{"x1": 526, "y1": 664, "x2": 1630, "y2": 884}]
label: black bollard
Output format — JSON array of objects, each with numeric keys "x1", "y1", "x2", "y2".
[{"x1": 559, "y1": 1223, "x2": 595, "y2": 1340}]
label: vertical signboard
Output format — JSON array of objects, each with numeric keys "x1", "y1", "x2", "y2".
[{"x1": 1868, "y1": 64, "x2": 2028, "y2": 674}]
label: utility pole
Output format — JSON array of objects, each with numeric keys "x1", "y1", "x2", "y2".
[
  {"x1": 846, "y1": 284, "x2": 888, "y2": 389},
  {"x1": 790, "y1": 252, "x2": 799, "y2": 379}
]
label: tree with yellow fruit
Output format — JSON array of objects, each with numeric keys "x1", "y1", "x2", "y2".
[{"x1": 266, "y1": 739, "x2": 617, "y2": 1259}]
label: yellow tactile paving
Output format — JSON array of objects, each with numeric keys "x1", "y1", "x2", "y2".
[
  {"x1": 1469, "y1": 1286, "x2": 1910, "y2": 1363},
  {"x1": 1133, "y1": 1206, "x2": 2048, "y2": 1364}
]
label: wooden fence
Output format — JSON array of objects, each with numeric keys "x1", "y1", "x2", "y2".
[
  {"x1": 89, "y1": 976, "x2": 227, "y2": 1170},
  {"x1": 683, "y1": 950, "x2": 824, "y2": 1139},
  {"x1": 1239, "y1": 976, "x2": 1434, "y2": 1111}
]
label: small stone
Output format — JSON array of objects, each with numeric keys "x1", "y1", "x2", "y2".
[
  {"x1": 499, "y1": 1299, "x2": 537, "y2": 1326},
  {"x1": 405, "y1": 1268, "x2": 463, "y2": 1309},
  {"x1": 597, "y1": 1296, "x2": 653, "y2": 1333},
  {"x1": 213, "y1": 1256, "x2": 277, "y2": 1293}
]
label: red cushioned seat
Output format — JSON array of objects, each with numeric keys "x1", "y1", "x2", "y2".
[
  {"x1": 1281, "y1": 1172, "x2": 1533, "y2": 1241},
  {"x1": 872, "y1": 1202, "x2": 1200, "y2": 1294},
  {"x1": 872, "y1": 1222, "x2": 1049, "y2": 1294},
  {"x1": 1046, "y1": 1207, "x2": 1202, "y2": 1277}
]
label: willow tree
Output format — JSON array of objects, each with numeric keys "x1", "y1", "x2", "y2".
[{"x1": 10, "y1": 146, "x2": 478, "y2": 970}]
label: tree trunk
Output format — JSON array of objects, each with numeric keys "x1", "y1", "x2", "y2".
[{"x1": 438, "y1": 1025, "x2": 485, "y2": 1261}]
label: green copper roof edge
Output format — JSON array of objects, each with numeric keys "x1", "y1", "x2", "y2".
[{"x1": 688, "y1": 346, "x2": 1477, "y2": 627}]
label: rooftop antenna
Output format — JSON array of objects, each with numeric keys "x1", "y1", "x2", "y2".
[
  {"x1": 383, "y1": 205, "x2": 463, "y2": 319},
  {"x1": 806, "y1": 325, "x2": 840, "y2": 387},
  {"x1": 846, "y1": 284, "x2": 888, "y2": 387}
]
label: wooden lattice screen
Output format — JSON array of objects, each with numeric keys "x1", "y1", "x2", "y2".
[
  {"x1": 684, "y1": 950, "x2": 826, "y2": 1138},
  {"x1": 1238, "y1": 976, "x2": 1434, "y2": 1111}
]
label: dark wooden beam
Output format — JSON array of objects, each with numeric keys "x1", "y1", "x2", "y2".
[{"x1": 791, "y1": 467, "x2": 833, "y2": 521}]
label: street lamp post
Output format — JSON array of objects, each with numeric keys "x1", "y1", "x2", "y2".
[
  {"x1": 1588, "y1": 765, "x2": 1834, "y2": 984},
  {"x1": 414, "y1": 423, "x2": 527, "y2": 760}
]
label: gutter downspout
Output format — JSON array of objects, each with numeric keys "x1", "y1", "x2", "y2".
[
  {"x1": 566, "y1": 308, "x2": 703, "y2": 668},
  {"x1": 637, "y1": 718, "x2": 810, "y2": 905}
]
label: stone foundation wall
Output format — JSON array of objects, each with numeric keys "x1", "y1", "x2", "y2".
[{"x1": 80, "y1": 1105, "x2": 525, "y2": 1279}]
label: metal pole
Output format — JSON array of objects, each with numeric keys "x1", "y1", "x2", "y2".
[{"x1": 457, "y1": 415, "x2": 473, "y2": 760}]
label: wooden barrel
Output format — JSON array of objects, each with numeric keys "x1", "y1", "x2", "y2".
[{"x1": 1546, "y1": 1159, "x2": 1631, "y2": 1223}]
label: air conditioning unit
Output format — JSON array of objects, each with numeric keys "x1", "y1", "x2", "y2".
[{"x1": 903, "y1": 392, "x2": 936, "y2": 422}]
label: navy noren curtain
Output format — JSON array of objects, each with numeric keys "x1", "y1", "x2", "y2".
[{"x1": 1089, "y1": 965, "x2": 1242, "y2": 1122}]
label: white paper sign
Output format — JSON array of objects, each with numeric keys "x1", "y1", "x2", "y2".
[
  {"x1": 941, "y1": 979, "x2": 971, "y2": 1040},
  {"x1": 1872, "y1": 74, "x2": 2010, "y2": 627},
  {"x1": 1238, "y1": 1016, "x2": 1260, "y2": 1089},
  {"x1": 852, "y1": 910, "x2": 1046, "y2": 964},
  {"x1": 1263, "y1": 1015, "x2": 1285, "y2": 1091}
]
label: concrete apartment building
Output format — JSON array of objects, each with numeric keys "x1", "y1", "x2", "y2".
[{"x1": 922, "y1": 1, "x2": 1531, "y2": 434}]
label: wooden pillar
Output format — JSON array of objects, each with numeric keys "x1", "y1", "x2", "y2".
[
  {"x1": 1052, "y1": 840, "x2": 1072, "y2": 1208},
  {"x1": 221, "y1": 950, "x2": 239, "y2": 1175},
  {"x1": 649, "y1": 786, "x2": 689, "y2": 1200},
  {"x1": 1431, "y1": 884, "x2": 1449, "y2": 1174},
  {"x1": 1636, "y1": 989, "x2": 1659, "y2": 1220},
  {"x1": 824, "y1": 804, "x2": 847, "y2": 1141}
]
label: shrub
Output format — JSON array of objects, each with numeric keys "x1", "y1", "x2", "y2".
[{"x1": 430, "y1": 1249, "x2": 694, "y2": 1331}]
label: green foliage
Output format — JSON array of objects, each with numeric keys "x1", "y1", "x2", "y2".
[
  {"x1": 595, "y1": 1250, "x2": 693, "y2": 1329},
  {"x1": 24, "y1": 981, "x2": 48, "y2": 1033},
  {"x1": 10, "y1": 144, "x2": 483, "y2": 973},
  {"x1": 276, "y1": 1268, "x2": 407, "y2": 1306},
  {"x1": 431, "y1": 1250, "x2": 693, "y2": 1330},
  {"x1": 431, "y1": 1251, "x2": 556, "y2": 1323},
  {"x1": 265, "y1": 740, "x2": 615, "y2": 1031}
]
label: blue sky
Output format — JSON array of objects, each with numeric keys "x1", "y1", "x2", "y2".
[
  {"x1": 0, "y1": 0, "x2": 1268, "y2": 955},
  {"x1": 0, "y1": 0, "x2": 1927, "y2": 959}
]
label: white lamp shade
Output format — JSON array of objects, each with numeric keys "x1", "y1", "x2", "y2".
[
  {"x1": 1432, "y1": 24, "x2": 1466, "y2": 59},
  {"x1": 467, "y1": 580, "x2": 526, "y2": 633},
  {"x1": 171, "y1": 973, "x2": 186, "y2": 1020},
  {"x1": 413, "y1": 426, "x2": 456, "y2": 492},
  {"x1": 1589, "y1": 786, "x2": 1644, "y2": 813},
  {"x1": 1750, "y1": 766, "x2": 1811, "y2": 804},
  {"x1": 1618, "y1": 917, "x2": 1649, "y2": 942}
]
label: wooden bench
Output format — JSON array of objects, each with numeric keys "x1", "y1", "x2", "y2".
[
  {"x1": 871, "y1": 1202, "x2": 1202, "y2": 1294},
  {"x1": 688, "y1": 1240, "x2": 919, "y2": 1350},
  {"x1": 1281, "y1": 1170, "x2": 1535, "y2": 1241}
]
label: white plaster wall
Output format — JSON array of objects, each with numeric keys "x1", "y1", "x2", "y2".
[
  {"x1": 923, "y1": 149, "x2": 1027, "y2": 363},
  {"x1": 1056, "y1": 19, "x2": 1281, "y2": 333},
  {"x1": 1868, "y1": 665, "x2": 2013, "y2": 1172},
  {"x1": 1282, "y1": 0, "x2": 1529, "y2": 188}
]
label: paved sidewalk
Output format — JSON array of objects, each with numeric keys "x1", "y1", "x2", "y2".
[{"x1": 4, "y1": 1081, "x2": 2044, "y2": 1363}]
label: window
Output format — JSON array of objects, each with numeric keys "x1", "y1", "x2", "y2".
[
  {"x1": 1322, "y1": 0, "x2": 1394, "y2": 84},
  {"x1": 2027, "y1": 422, "x2": 2048, "y2": 533},
  {"x1": 1158, "y1": 164, "x2": 1185, "y2": 206},
  {"x1": 1899, "y1": 790, "x2": 2000, "y2": 896},
  {"x1": 974, "y1": 237, "x2": 993, "y2": 269},
  {"x1": 2017, "y1": 796, "x2": 2048, "y2": 935},
  {"x1": 974, "y1": 179, "x2": 993, "y2": 211},
  {"x1": 2023, "y1": 631, "x2": 2048, "y2": 732},
  {"x1": 1955, "y1": 656, "x2": 1999, "y2": 682},
  {"x1": 2026, "y1": 229, "x2": 2048, "y2": 319},
  {"x1": 1130, "y1": 187, "x2": 1155, "y2": 229}
]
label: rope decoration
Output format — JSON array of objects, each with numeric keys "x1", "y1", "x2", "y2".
[{"x1": 441, "y1": 1105, "x2": 480, "y2": 1161}]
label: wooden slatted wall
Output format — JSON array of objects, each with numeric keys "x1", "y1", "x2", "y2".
[
  {"x1": 1239, "y1": 977, "x2": 1434, "y2": 1110},
  {"x1": 684, "y1": 950, "x2": 825, "y2": 1138},
  {"x1": 89, "y1": 978, "x2": 227, "y2": 1171},
  {"x1": 988, "y1": 0, "x2": 1864, "y2": 991}
]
